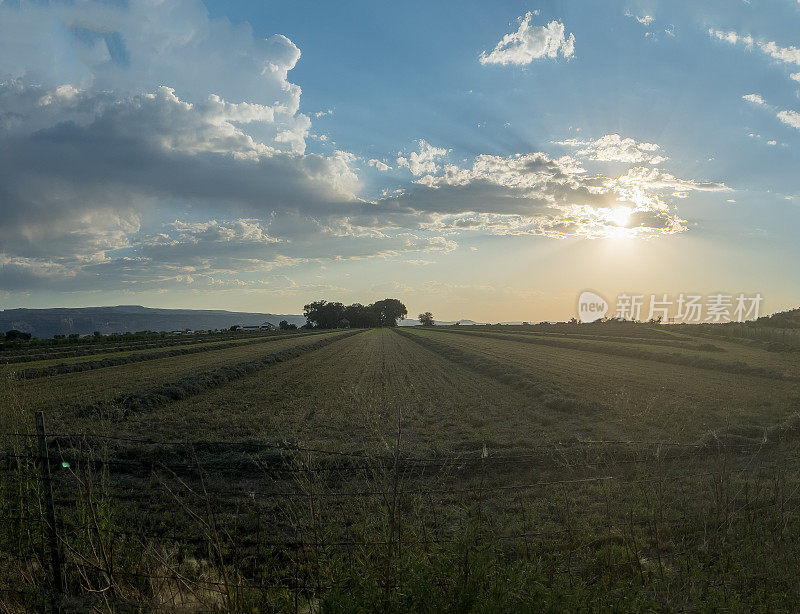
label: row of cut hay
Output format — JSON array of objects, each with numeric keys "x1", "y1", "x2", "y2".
[
  {"x1": 0, "y1": 332, "x2": 281, "y2": 364},
  {"x1": 76, "y1": 330, "x2": 361, "y2": 421},
  {"x1": 478, "y1": 322, "x2": 674, "y2": 339},
  {"x1": 677, "y1": 327, "x2": 800, "y2": 354},
  {"x1": 9, "y1": 330, "x2": 334, "y2": 380},
  {"x1": 395, "y1": 329, "x2": 601, "y2": 414},
  {"x1": 430, "y1": 328, "x2": 789, "y2": 380},
  {"x1": 489, "y1": 329, "x2": 722, "y2": 351},
  {"x1": 0, "y1": 330, "x2": 228, "y2": 356}
]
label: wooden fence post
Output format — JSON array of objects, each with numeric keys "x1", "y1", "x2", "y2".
[{"x1": 35, "y1": 411, "x2": 65, "y2": 609}]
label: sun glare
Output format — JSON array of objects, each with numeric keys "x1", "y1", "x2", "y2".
[{"x1": 608, "y1": 206, "x2": 633, "y2": 227}]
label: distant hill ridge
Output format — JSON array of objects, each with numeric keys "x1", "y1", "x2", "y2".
[
  {"x1": 0, "y1": 306, "x2": 306, "y2": 338},
  {"x1": 5, "y1": 305, "x2": 797, "y2": 338},
  {"x1": 756, "y1": 307, "x2": 800, "y2": 329}
]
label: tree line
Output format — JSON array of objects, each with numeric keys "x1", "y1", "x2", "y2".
[{"x1": 302, "y1": 298, "x2": 408, "y2": 329}]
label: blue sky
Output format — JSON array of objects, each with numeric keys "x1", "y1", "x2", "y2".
[{"x1": 0, "y1": 0, "x2": 798, "y2": 321}]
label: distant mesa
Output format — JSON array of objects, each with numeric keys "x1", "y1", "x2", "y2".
[{"x1": 0, "y1": 306, "x2": 303, "y2": 338}]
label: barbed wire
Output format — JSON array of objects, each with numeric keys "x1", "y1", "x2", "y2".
[
  {"x1": 0, "y1": 429, "x2": 782, "y2": 453},
  {"x1": 2, "y1": 442, "x2": 796, "y2": 481}
]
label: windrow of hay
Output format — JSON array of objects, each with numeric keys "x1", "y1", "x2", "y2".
[
  {"x1": 432, "y1": 328, "x2": 789, "y2": 380},
  {"x1": 10, "y1": 330, "x2": 334, "y2": 380},
  {"x1": 0, "y1": 331, "x2": 316, "y2": 364},
  {"x1": 395, "y1": 329, "x2": 601, "y2": 414},
  {"x1": 75, "y1": 330, "x2": 361, "y2": 420},
  {"x1": 0, "y1": 331, "x2": 248, "y2": 362},
  {"x1": 479, "y1": 328, "x2": 723, "y2": 351}
]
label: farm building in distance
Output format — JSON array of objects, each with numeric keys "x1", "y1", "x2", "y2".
[{"x1": 241, "y1": 322, "x2": 277, "y2": 332}]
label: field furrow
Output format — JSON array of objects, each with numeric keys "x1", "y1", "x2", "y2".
[
  {"x1": 117, "y1": 328, "x2": 626, "y2": 452},
  {"x1": 429, "y1": 328, "x2": 791, "y2": 379},
  {"x1": 7, "y1": 330, "x2": 334, "y2": 379},
  {"x1": 403, "y1": 328, "x2": 800, "y2": 442},
  {"x1": 1, "y1": 330, "x2": 352, "y2": 429}
]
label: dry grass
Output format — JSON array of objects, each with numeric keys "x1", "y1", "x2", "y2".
[{"x1": 3, "y1": 325, "x2": 800, "y2": 611}]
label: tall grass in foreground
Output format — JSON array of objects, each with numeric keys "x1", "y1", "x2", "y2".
[{"x1": 4, "y1": 413, "x2": 800, "y2": 611}]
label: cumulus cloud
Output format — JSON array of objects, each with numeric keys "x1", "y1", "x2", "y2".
[
  {"x1": 777, "y1": 109, "x2": 800, "y2": 130},
  {"x1": 742, "y1": 93, "x2": 767, "y2": 106},
  {"x1": 738, "y1": 92, "x2": 800, "y2": 133},
  {"x1": 374, "y1": 151, "x2": 725, "y2": 239},
  {"x1": 553, "y1": 134, "x2": 668, "y2": 164},
  {"x1": 0, "y1": 0, "x2": 729, "y2": 293},
  {"x1": 396, "y1": 140, "x2": 449, "y2": 175},
  {"x1": 0, "y1": 83, "x2": 360, "y2": 261},
  {"x1": 0, "y1": 213, "x2": 460, "y2": 292},
  {"x1": 0, "y1": 0, "x2": 304, "y2": 106},
  {"x1": 625, "y1": 11, "x2": 655, "y2": 27},
  {"x1": 709, "y1": 28, "x2": 800, "y2": 82},
  {"x1": 0, "y1": 0, "x2": 383, "y2": 291},
  {"x1": 608, "y1": 167, "x2": 731, "y2": 199},
  {"x1": 708, "y1": 28, "x2": 755, "y2": 48},
  {"x1": 368, "y1": 159, "x2": 391, "y2": 171},
  {"x1": 479, "y1": 12, "x2": 575, "y2": 66}
]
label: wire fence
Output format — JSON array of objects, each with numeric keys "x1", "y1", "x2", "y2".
[{"x1": 2, "y1": 414, "x2": 800, "y2": 611}]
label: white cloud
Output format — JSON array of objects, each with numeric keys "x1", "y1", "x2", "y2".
[
  {"x1": 709, "y1": 28, "x2": 800, "y2": 79},
  {"x1": 553, "y1": 134, "x2": 668, "y2": 164},
  {"x1": 777, "y1": 109, "x2": 800, "y2": 130},
  {"x1": 479, "y1": 12, "x2": 575, "y2": 66},
  {"x1": 625, "y1": 11, "x2": 655, "y2": 26},
  {"x1": 708, "y1": 28, "x2": 755, "y2": 48},
  {"x1": 791, "y1": 73, "x2": 800, "y2": 82},
  {"x1": 0, "y1": 0, "x2": 380, "y2": 292},
  {"x1": 0, "y1": 0, "x2": 732, "y2": 293},
  {"x1": 608, "y1": 167, "x2": 731, "y2": 199},
  {"x1": 368, "y1": 159, "x2": 391, "y2": 171},
  {"x1": 759, "y1": 40, "x2": 800, "y2": 66},
  {"x1": 742, "y1": 93, "x2": 767, "y2": 106},
  {"x1": 739, "y1": 93, "x2": 800, "y2": 132},
  {"x1": 397, "y1": 140, "x2": 448, "y2": 175},
  {"x1": 0, "y1": 0, "x2": 306, "y2": 111},
  {"x1": 377, "y1": 150, "x2": 727, "y2": 240}
]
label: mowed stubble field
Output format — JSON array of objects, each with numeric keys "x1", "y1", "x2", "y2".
[{"x1": 3, "y1": 324, "x2": 800, "y2": 611}]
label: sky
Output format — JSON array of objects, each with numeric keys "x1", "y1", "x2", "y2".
[{"x1": 0, "y1": 0, "x2": 799, "y2": 322}]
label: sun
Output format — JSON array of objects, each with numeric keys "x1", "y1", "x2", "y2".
[{"x1": 608, "y1": 206, "x2": 633, "y2": 227}]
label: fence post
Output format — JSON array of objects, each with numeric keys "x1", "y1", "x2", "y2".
[{"x1": 35, "y1": 411, "x2": 65, "y2": 609}]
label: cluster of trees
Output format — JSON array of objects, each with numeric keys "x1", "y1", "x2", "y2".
[
  {"x1": 2, "y1": 330, "x2": 32, "y2": 342},
  {"x1": 303, "y1": 298, "x2": 408, "y2": 329}
]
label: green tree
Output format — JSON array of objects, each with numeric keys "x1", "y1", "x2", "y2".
[
  {"x1": 343, "y1": 303, "x2": 378, "y2": 328},
  {"x1": 418, "y1": 312, "x2": 435, "y2": 326},
  {"x1": 5, "y1": 330, "x2": 32, "y2": 341},
  {"x1": 303, "y1": 297, "x2": 407, "y2": 328},
  {"x1": 303, "y1": 300, "x2": 346, "y2": 329},
  {"x1": 372, "y1": 298, "x2": 407, "y2": 327}
]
